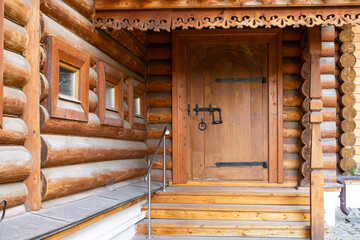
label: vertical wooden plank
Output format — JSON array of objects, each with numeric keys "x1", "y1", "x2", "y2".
[
  {"x1": 309, "y1": 25, "x2": 324, "y2": 240},
  {"x1": 277, "y1": 30, "x2": 284, "y2": 183},
  {"x1": 0, "y1": 0, "x2": 3, "y2": 128},
  {"x1": 96, "y1": 61, "x2": 106, "y2": 123},
  {"x1": 23, "y1": 0, "x2": 41, "y2": 210},
  {"x1": 172, "y1": 31, "x2": 187, "y2": 184},
  {"x1": 310, "y1": 171, "x2": 325, "y2": 239},
  {"x1": 128, "y1": 77, "x2": 134, "y2": 128}
]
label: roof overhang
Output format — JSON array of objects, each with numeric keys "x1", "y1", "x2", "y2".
[{"x1": 93, "y1": 5, "x2": 360, "y2": 31}]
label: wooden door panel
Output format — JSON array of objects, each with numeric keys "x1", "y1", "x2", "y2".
[{"x1": 189, "y1": 43, "x2": 268, "y2": 181}]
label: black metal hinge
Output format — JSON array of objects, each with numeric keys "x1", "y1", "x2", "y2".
[{"x1": 215, "y1": 162, "x2": 268, "y2": 168}]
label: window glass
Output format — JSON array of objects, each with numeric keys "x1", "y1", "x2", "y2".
[
  {"x1": 134, "y1": 95, "x2": 142, "y2": 116},
  {"x1": 105, "y1": 82, "x2": 115, "y2": 109},
  {"x1": 59, "y1": 62, "x2": 78, "y2": 98}
]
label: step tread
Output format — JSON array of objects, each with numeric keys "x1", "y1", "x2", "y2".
[
  {"x1": 133, "y1": 235, "x2": 310, "y2": 240},
  {"x1": 156, "y1": 187, "x2": 309, "y2": 196},
  {"x1": 137, "y1": 219, "x2": 310, "y2": 229},
  {"x1": 143, "y1": 203, "x2": 310, "y2": 212}
]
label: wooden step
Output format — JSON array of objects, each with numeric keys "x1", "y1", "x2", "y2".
[
  {"x1": 136, "y1": 219, "x2": 311, "y2": 238},
  {"x1": 133, "y1": 235, "x2": 310, "y2": 239},
  {"x1": 142, "y1": 203, "x2": 310, "y2": 221},
  {"x1": 152, "y1": 187, "x2": 310, "y2": 205},
  {"x1": 169, "y1": 181, "x2": 298, "y2": 188}
]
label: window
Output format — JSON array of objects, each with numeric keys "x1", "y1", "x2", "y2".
[
  {"x1": 59, "y1": 62, "x2": 79, "y2": 99},
  {"x1": 45, "y1": 36, "x2": 90, "y2": 121},
  {"x1": 127, "y1": 77, "x2": 146, "y2": 129},
  {"x1": 96, "y1": 62, "x2": 124, "y2": 127}
]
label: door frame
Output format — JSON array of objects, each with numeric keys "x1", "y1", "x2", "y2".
[{"x1": 172, "y1": 29, "x2": 283, "y2": 184}]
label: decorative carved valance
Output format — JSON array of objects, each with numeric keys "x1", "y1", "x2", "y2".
[{"x1": 93, "y1": 7, "x2": 360, "y2": 31}]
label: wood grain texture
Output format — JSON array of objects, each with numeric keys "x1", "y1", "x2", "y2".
[
  {"x1": 3, "y1": 18, "x2": 29, "y2": 53},
  {"x1": 0, "y1": 182, "x2": 28, "y2": 209},
  {"x1": 0, "y1": 117, "x2": 28, "y2": 145},
  {"x1": 3, "y1": 49, "x2": 31, "y2": 88},
  {"x1": 41, "y1": 159, "x2": 147, "y2": 201},
  {"x1": 4, "y1": 0, "x2": 31, "y2": 26},
  {"x1": 0, "y1": 146, "x2": 32, "y2": 183}
]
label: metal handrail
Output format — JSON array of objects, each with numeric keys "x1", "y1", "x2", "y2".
[
  {"x1": 0, "y1": 200, "x2": 7, "y2": 222},
  {"x1": 144, "y1": 126, "x2": 168, "y2": 238}
]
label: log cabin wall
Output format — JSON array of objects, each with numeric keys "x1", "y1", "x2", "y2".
[
  {"x1": 39, "y1": 0, "x2": 149, "y2": 205},
  {"x1": 354, "y1": 26, "x2": 360, "y2": 174},
  {"x1": 146, "y1": 31, "x2": 173, "y2": 182},
  {"x1": 0, "y1": 0, "x2": 33, "y2": 217},
  {"x1": 1, "y1": 0, "x2": 151, "y2": 216}
]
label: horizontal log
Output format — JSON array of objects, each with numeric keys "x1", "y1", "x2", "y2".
[
  {"x1": 89, "y1": 90, "x2": 98, "y2": 113},
  {"x1": 41, "y1": 134, "x2": 147, "y2": 167},
  {"x1": 4, "y1": 0, "x2": 31, "y2": 26},
  {"x1": 89, "y1": 67, "x2": 98, "y2": 90},
  {"x1": 321, "y1": 42, "x2": 335, "y2": 57},
  {"x1": 3, "y1": 49, "x2": 31, "y2": 88},
  {"x1": 283, "y1": 122, "x2": 301, "y2": 138},
  {"x1": 150, "y1": 155, "x2": 173, "y2": 170},
  {"x1": 321, "y1": 25, "x2": 335, "y2": 42},
  {"x1": 40, "y1": 73, "x2": 49, "y2": 103},
  {"x1": 283, "y1": 153, "x2": 301, "y2": 170},
  {"x1": 148, "y1": 60, "x2": 172, "y2": 75},
  {"x1": 339, "y1": 28, "x2": 355, "y2": 43},
  {"x1": 3, "y1": 18, "x2": 29, "y2": 53},
  {"x1": 340, "y1": 94, "x2": 356, "y2": 107},
  {"x1": 147, "y1": 92, "x2": 172, "y2": 108},
  {"x1": 149, "y1": 169, "x2": 172, "y2": 183},
  {"x1": 282, "y1": 42, "x2": 302, "y2": 58},
  {"x1": 148, "y1": 108, "x2": 172, "y2": 124},
  {"x1": 0, "y1": 146, "x2": 32, "y2": 183},
  {"x1": 322, "y1": 153, "x2": 337, "y2": 170},
  {"x1": 40, "y1": 14, "x2": 143, "y2": 81},
  {"x1": 283, "y1": 75, "x2": 301, "y2": 90},
  {"x1": 340, "y1": 106, "x2": 356, "y2": 120},
  {"x1": 283, "y1": 90, "x2": 302, "y2": 107},
  {"x1": 340, "y1": 119, "x2": 356, "y2": 132},
  {"x1": 0, "y1": 117, "x2": 28, "y2": 145},
  {"x1": 321, "y1": 74, "x2": 336, "y2": 89},
  {"x1": 3, "y1": 86, "x2": 26, "y2": 116},
  {"x1": 322, "y1": 170, "x2": 337, "y2": 183},
  {"x1": 282, "y1": 28, "x2": 302, "y2": 42},
  {"x1": 283, "y1": 138, "x2": 301, "y2": 154},
  {"x1": 340, "y1": 42, "x2": 355, "y2": 54},
  {"x1": 283, "y1": 107, "x2": 302, "y2": 122},
  {"x1": 282, "y1": 58, "x2": 301, "y2": 75},
  {"x1": 339, "y1": 67, "x2": 356, "y2": 82},
  {"x1": 320, "y1": 57, "x2": 335, "y2": 74},
  {"x1": 61, "y1": 0, "x2": 95, "y2": 20},
  {"x1": 39, "y1": 46, "x2": 47, "y2": 70},
  {"x1": 340, "y1": 146, "x2": 355, "y2": 158},
  {"x1": 105, "y1": 28, "x2": 147, "y2": 60},
  {"x1": 148, "y1": 124, "x2": 172, "y2": 139},
  {"x1": 322, "y1": 89, "x2": 337, "y2": 107},
  {"x1": 40, "y1": 106, "x2": 147, "y2": 141},
  {"x1": 0, "y1": 182, "x2": 27, "y2": 209},
  {"x1": 148, "y1": 44, "x2": 172, "y2": 60},
  {"x1": 147, "y1": 139, "x2": 172, "y2": 154},
  {"x1": 339, "y1": 53, "x2": 356, "y2": 68},
  {"x1": 40, "y1": 0, "x2": 145, "y2": 75},
  {"x1": 321, "y1": 138, "x2": 337, "y2": 153},
  {"x1": 284, "y1": 170, "x2": 300, "y2": 182},
  {"x1": 322, "y1": 107, "x2": 336, "y2": 121},
  {"x1": 41, "y1": 159, "x2": 147, "y2": 201},
  {"x1": 147, "y1": 75, "x2": 172, "y2": 92},
  {"x1": 148, "y1": 32, "x2": 171, "y2": 44},
  {"x1": 320, "y1": 121, "x2": 336, "y2": 139},
  {"x1": 339, "y1": 81, "x2": 355, "y2": 95},
  {"x1": 339, "y1": 132, "x2": 356, "y2": 147}
]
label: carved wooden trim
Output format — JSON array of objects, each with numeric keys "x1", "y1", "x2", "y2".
[
  {"x1": 93, "y1": 7, "x2": 360, "y2": 31},
  {"x1": 338, "y1": 25, "x2": 357, "y2": 176},
  {"x1": 299, "y1": 30, "x2": 311, "y2": 187}
]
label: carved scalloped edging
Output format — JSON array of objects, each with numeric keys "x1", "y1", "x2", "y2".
[
  {"x1": 93, "y1": 9, "x2": 360, "y2": 31},
  {"x1": 338, "y1": 25, "x2": 357, "y2": 176},
  {"x1": 298, "y1": 31, "x2": 311, "y2": 187}
]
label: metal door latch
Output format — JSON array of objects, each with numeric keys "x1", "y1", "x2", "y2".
[
  {"x1": 198, "y1": 118, "x2": 207, "y2": 131},
  {"x1": 193, "y1": 104, "x2": 223, "y2": 125}
]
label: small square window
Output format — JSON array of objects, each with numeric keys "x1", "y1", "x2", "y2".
[
  {"x1": 45, "y1": 36, "x2": 90, "y2": 122},
  {"x1": 59, "y1": 62, "x2": 79, "y2": 99},
  {"x1": 96, "y1": 62, "x2": 124, "y2": 127},
  {"x1": 127, "y1": 77, "x2": 146, "y2": 130}
]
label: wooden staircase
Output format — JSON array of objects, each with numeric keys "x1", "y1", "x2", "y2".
[{"x1": 133, "y1": 184, "x2": 326, "y2": 239}]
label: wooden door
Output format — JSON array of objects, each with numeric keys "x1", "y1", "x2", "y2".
[{"x1": 188, "y1": 43, "x2": 268, "y2": 181}]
